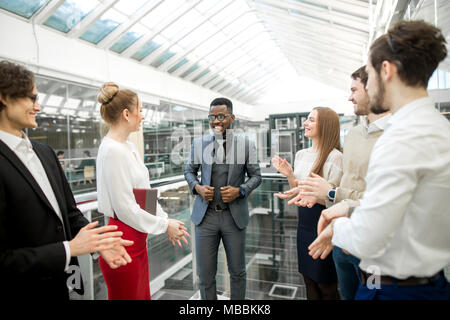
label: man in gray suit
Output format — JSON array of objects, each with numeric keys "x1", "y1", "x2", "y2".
[{"x1": 185, "y1": 97, "x2": 262, "y2": 300}]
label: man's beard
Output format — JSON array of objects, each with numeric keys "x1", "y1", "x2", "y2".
[{"x1": 370, "y1": 73, "x2": 390, "y2": 114}]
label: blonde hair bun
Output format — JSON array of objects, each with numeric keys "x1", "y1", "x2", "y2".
[{"x1": 97, "y1": 82, "x2": 119, "y2": 104}]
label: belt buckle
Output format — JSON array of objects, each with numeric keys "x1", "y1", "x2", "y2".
[{"x1": 214, "y1": 205, "x2": 223, "y2": 212}]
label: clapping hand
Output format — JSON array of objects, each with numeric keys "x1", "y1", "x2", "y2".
[
  {"x1": 99, "y1": 239, "x2": 134, "y2": 269},
  {"x1": 274, "y1": 182, "x2": 301, "y2": 200},
  {"x1": 166, "y1": 219, "x2": 190, "y2": 247},
  {"x1": 271, "y1": 156, "x2": 294, "y2": 178},
  {"x1": 297, "y1": 173, "x2": 332, "y2": 201},
  {"x1": 308, "y1": 201, "x2": 351, "y2": 260}
]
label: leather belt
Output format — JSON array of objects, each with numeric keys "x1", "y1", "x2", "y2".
[
  {"x1": 359, "y1": 269, "x2": 442, "y2": 287},
  {"x1": 209, "y1": 204, "x2": 228, "y2": 212}
]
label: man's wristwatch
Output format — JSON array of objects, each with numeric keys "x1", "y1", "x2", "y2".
[
  {"x1": 327, "y1": 188, "x2": 336, "y2": 202},
  {"x1": 239, "y1": 186, "x2": 246, "y2": 199}
]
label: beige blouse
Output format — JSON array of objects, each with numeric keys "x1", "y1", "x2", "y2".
[{"x1": 293, "y1": 148, "x2": 343, "y2": 206}]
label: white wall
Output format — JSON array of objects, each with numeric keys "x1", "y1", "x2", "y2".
[{"x1": 0, "y1": 11, "x2": 255, "y2": 119}]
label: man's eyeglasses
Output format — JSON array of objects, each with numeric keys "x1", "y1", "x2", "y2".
[
  {"x1": 208, "y1": 114, "x2": 230, "y2": 122},
  {"x1": 28, "y1": 94, "x2": 39, "y2": 105}
]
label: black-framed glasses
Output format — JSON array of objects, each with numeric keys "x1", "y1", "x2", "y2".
[
  {"x1": 27, "y1": 94, "x2": 39, "y2": 104},
  {"x1": 208, "y1": 114, "x2": 230, "y2": 122}
]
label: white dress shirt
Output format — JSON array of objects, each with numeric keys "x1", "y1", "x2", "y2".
[
  {"x1": 97, "y1": 137, "x2": 169, "y2": 234},
  {"x1": 332, "y1": 97, "x2": 450, "y2": 279},
  {"x1": 362, "y1": 114, "x2": 391, "y2": 134},
  {"x1": 0, "y1": 130, "x2": 71, "y2": 270}
]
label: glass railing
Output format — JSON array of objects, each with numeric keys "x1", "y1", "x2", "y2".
[{"x1": 72, "y1": 174, "x2": 450, "y2": 300}]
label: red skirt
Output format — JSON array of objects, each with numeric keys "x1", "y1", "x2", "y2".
[{"x1": 99, "y1": 217, "x2": 151, "y2": 300}]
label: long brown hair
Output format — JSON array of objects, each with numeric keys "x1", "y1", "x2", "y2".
[{"x1": 310, "y1": 107, "x2": 341, "y2": 177}]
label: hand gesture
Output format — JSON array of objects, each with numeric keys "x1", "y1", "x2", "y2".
[
  {"x1": 274, "y1": 184, "x2": 301, "y2": 200},
  {"x1": 294, "y1": 195, "x2": 318, "y2": 208},
  {"x1": 195, "y1": 184, "x2": 214, "y2": 201},
  {"x1": 166, "y1": 219, "x2": 190, "y2": 247},
  {"x1": 297, "y1": 173, "x2": 332, "y2": 201},
  {"x1": 69, "y1": 221, "x2": 125, "y2": 257},
  {"x1": 271, "y1": 156, "x2": 294, "y2": 178},
  {"x1": 284, "y1": 188, "x2": 317, "y2": 207},
  {"x1": 317, "y1": 201, "x2": 350, "y2": 235},
  {"x1": 221, "y1": 186, "x2": 240, "y2": 203},
  {"x1": 99, "y1": 239, "x2": 134, "y2": 269},
  {"x1": 308, "y1": 222, "x2": 334, "y2": 260}
]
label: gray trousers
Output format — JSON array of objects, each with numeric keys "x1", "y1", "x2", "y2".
[{"x1": 195, "y1": 208, "x2": 246, "y2": 300}]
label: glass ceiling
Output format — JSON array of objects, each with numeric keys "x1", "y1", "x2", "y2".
[{"x1": 0, "y1": 0, "x2": 386, "y2": 104}]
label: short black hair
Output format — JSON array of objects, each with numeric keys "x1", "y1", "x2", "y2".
[
  {"x1": 351, "y1": 66, "x2": 368, "y2": 87},
  {"x1": 84, "y1": 150, "x2": 91, "y2": 157},
  {"x1": 57, "y1": 151, "x2": 64, "y2": 156},
  {"x1": 210, "y1": 97, "x2": 233, "y2": 114}
]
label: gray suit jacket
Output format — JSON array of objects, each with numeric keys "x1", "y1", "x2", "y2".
[{"x1": 184, "y1": 134, "x2": 262, "y2": 229}]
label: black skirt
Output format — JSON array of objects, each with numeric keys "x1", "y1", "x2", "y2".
[{"x1": 297, "y1": 204, "x2": 337, "y2": 284}]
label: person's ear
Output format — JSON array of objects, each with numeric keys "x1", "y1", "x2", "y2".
[
  {"x1": 381, "y1": 60, "x2": 397, "y2": 81},
  {"x1": 230, "y1": 114, "x2": 235, "y2": 122},
  {"x1": 122, "y1": 108, "x2": 130, "y2": 122},
  {"x1": 0, "y1": 93, "x2": 8, "y2": 108}
]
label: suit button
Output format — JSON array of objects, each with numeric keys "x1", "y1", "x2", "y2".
[{"x1": 56, "y1": 226, "x2": 63, "y2": 232}]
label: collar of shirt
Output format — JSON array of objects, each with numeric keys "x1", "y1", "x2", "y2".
[
  {"x1": 387, "y1": 97, "x2": 433, "y2": 129},
  {"x1": 363, "y1": 113, "x2": 392, "y2": 134},
  {"x1": 0, "y1": 130, "x2": 32, "y2": 152}
]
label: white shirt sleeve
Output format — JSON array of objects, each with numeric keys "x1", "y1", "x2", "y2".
[
  {"x1": 63, "y1": 241, "x2": 70, "y2": 271},
  {"x1": 102, "y1": 146, "x2": 169, "y2": 234},
  {"x1": 332, "y1": 135, "x2": 419, "y2": 259},
  {"x1": 156, "y1": 196, "x2": 168, "y2": 219}
]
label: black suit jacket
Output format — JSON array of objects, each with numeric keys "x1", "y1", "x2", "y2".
[{"x1": 0, "y1": 139, "x2": 89, "y2": 300}]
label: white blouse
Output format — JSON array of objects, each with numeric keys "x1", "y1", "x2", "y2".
[
  {"x1": 97, "y1": 137, "x2": 169, "y2": 234},
  {"x1": 293, "y1": 148, "x2": 343, "y2": 205}
]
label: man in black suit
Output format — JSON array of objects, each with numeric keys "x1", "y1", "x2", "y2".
[{"x1": 0, "y1": 60, "x2": 132, "y2": 300}]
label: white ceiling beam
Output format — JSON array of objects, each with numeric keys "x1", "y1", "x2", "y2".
[
  {"x1": 256, "y1": 6, "x2": 369, "y2": 40},
  {"x1": 264, "y1": 20, "x2": 366, "y2": 50},
  {"x1": 166, "y1": 12, "x2": 253, "y2": 78},
  {"x1": 67, "y1": 0, "x2": 119, "y2": 39},
  {"x1": 251, "y1": 0, "x2": 370, "y2": 32},
  {"x1": 121, "y1": 0, "x2": 202, "y2": 59},
  {"x1": 276, "y1": 39, "x2": 363, "y2": 63},
  {"x1": 97, "y1": 0, "x2": 164, "y2": 49},
  {"x1": 195, "y1": 33, "x2": 268, "y2": 87},
  {"x1": 155, "y1": 1, "x2": 237, "y2": 71},
  {"x1": 33, "y1": 0, "x2": 66, "y2": 25}
]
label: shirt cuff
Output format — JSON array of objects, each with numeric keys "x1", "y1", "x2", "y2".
[
  {"x1": 63, "y1": 241, "x2": 71, "y2": 271},
  {"x1": 161, "y1": 217, "x2": 169, "y2": 233},
  {"x1": 332, "y1": 216, "x2": 352, "y2": 250}
]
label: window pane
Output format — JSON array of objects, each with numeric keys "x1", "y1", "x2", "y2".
[
  {"x1": 43, "y1": 0, "x2": 99, "y2": 33},
  {"x1": 151, "y1": 50, "x2": 177, "y2": 68},
  {"x1": 131, "y1": 39, "x2": 162, "y2": 61},
  {"x1": 192, "y1": 68, "x2": 211, "y2": 82},
  {"x1": 0, "y1": 0, "x2": 50, "y2": 19},
  {"x1": 110, "y1": 23, "x2": 147, "y2": 53},
  {"x1": 168, "y1": 58, "x2": 189, "y2": 73},
  {"x1": 180, "y1": 64, "x2": 199, "y2": 78},
  {"x1": 141, "y1": 0, "x2": 184, "y2": 30},
  {"x1": 80, "y1": 9, "x2": 126, "y2": 44}
]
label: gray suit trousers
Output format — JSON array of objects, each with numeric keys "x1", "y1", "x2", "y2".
[{"x1": 195, "y1": 208, "x2": 246, "y2": 300}]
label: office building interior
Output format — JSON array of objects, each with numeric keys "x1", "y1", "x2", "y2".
[{"x1": 0, "y1": 0, "x2": 449, "y2": 300}]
